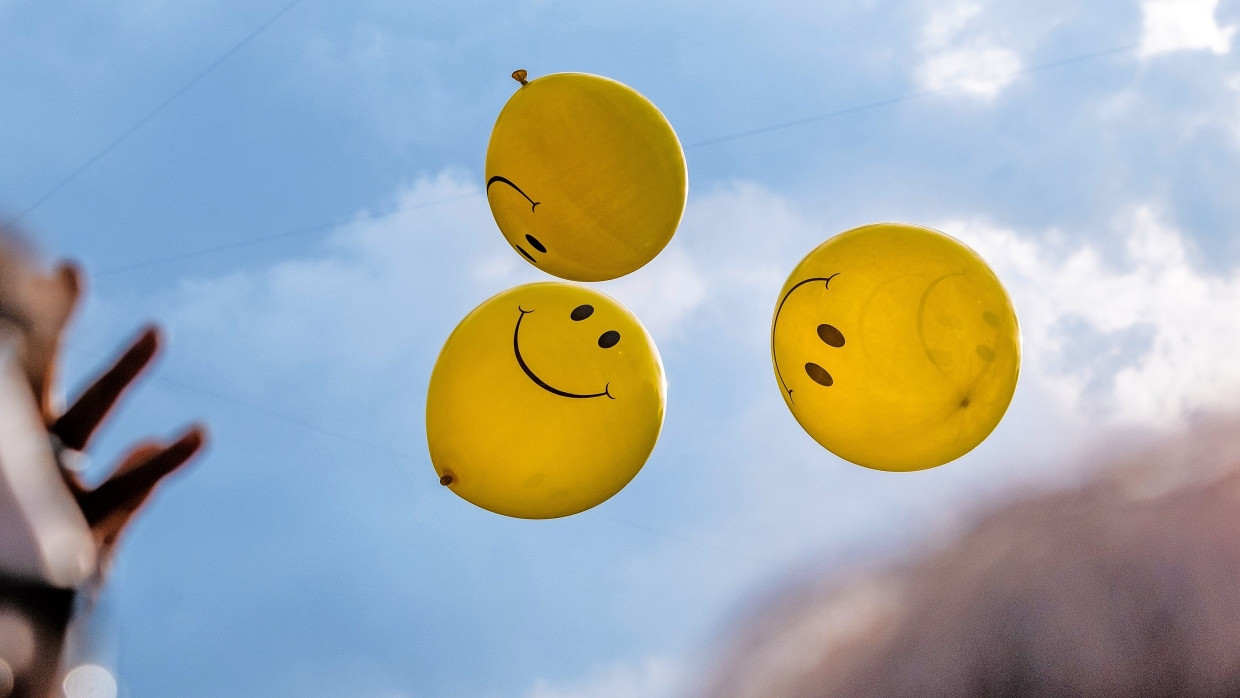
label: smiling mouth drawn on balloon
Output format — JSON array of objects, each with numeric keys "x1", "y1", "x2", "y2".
[
  {"x1": 487, "y1": 176, "x2": 548, "y2": 264},
  {"x1": 514, "y1": 307, "x2": 614, "y2": 400},
  {"x1": 772, "y1": 273, "x2": 842, "y2": 403}
]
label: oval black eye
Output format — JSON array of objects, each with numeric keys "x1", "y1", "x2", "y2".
[
  {"x1": 598, "y1": 330, "x2": 620, "y2": 349},
  {"x1": 817, "y1": 324, "x2": 845, "y2": 347},
  {"x1": 805, "y1": 362, "x2": 833, "y2": 387},
  {"x1": 525, "y1": 234, "x2": 547, "y2": 253},
  {"x1": 571, "y1": 304, "x2": 594, "y2": 321}
]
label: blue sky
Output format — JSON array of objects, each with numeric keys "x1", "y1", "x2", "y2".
[{"x1": 4, "y1": 0, "x2": 1240, "y2": 695}]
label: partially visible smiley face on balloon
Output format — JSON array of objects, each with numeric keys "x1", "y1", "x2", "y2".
[
  {"x1": 426, "y1": 282, "x2": 665, "y2": 519},
  {"x1": 771, "y1": 223, "x2": 1021, "y2": 472}
]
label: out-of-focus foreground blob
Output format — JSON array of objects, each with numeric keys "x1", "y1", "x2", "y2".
[
  {"x1": 770, "y1": 222, "x2": 1020, "y2": 471},
  {"x1": 485, "y1": 71, "x2": 687, "y2": 282},
  {"x1": 702, "y1": 418, "x2": 1240, "y2": 697},
  {"x1": 426, "y1": 282, "x2": 665, "y2": 518}
]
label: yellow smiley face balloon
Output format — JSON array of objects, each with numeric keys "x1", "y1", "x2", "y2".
[
  {"x1": 771, "y1": 222, "x2": 1020, "y2": 472},
  {"x1": 485, "y1": 71, "x2": 687, "y2": 282},
  {"x1": 426, "y1": 282, "x2": 665, "y2": 518}
]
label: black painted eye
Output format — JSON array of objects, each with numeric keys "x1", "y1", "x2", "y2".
[
  {"x1": 571, "y1": 304, "x2": 594, "y2": 321},
  {"x1": 525, "y1": 234, "x2": 547, "y2": 253},
  {"x1": 598, "y1": 330, "x2": 620, "y2": 349},
  {"x1": 805, "y1": 362, "x2": 833, "y2": 387},
  {"x1": 817, "y1": 324, "x2": 845, "y2": 347}
]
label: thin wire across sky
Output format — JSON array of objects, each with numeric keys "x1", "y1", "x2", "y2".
[{"x1": 3, "y1": 0, "x2": 303, "y2": 228}]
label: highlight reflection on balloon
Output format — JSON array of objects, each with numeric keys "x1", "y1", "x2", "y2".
[
  {"x1": 426, "y1": 282, "x2": 665, "y2": 518},
  {"x1": 771, "y1": 222, "x2": 1021, "y2": 472},
  {"x1": 485, "y1": 71, "x2": 687, "y2": 282}
]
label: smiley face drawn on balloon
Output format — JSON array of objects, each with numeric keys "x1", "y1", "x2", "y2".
[
  {"x1": 486, "y1": 176, "x2": 547, "y2": 265},
  {"x1": 485, "y1": 72, "x2": 687, "y2": 282},
  {"x1": 771, "y1": 273, "x2": 843, "y2": 401},
  {"x1": 770, "y1": 223, "x2": 1021, "y2": 472},
  {"x1": 427, "y1": 282, "x2": 665, "y2": 519},
  {"x1": 514, "y1": 303, "x2": 617, "y2": 399}
]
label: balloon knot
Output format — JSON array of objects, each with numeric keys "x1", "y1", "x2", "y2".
[
  {"x1": 512, "y1": 69, "x2": 529, "y2": 86},
  {"x1": 440, "y1": 474, "x2": 454, "y2": 486}
]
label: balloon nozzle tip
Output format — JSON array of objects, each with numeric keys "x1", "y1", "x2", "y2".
[
  {"x1": 512, "y1": 69, "x2": 528, "y2": 85},
  {"x1": 440, "y1": 474, "x2": 454, "y2": 486}
]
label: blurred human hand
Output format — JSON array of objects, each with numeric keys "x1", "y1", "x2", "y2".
[
  {"x1": 50, "y1": 324, "x2": 205, "y2": 566},
  {"x1": 0, "y1": 232, "x2": 205, "y2": 697},
  {"x1": 0, "y1": 235, "x2": 205, "y2": 565}
]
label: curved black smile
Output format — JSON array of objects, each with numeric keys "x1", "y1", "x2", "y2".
[
  {"x1": 771, "y1": 273, "x2": 840, "y2": 403},
  {"x1": 487, "y1": 176, "x2": 540, "y2": 212},
  {"x1": 513, "y1": 307, "x2": 614, "y2": 400},
  {"x1": 487, "y1": 176, "x2": 549, "y2": 264}
]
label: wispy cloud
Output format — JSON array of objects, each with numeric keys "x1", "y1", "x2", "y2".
[
  {"x1": 952, "y1": 206, "x2": 1240, "y2": 425},
  {"x1": 1229, "y1": 74, "x2": 1240, "y2": 146},
  {"x1": 916, "y1": 0, "x2": 1022, "y2": 99},
  {"x1": 917, "y1": 46, "x2": 1023, "y2": 99},
  {"x1": 527, "y1": 657, "x2": 682, "y2": 698},
  {"x1": 1140, "y1": 0, "x2": 1236, "y2": 58}
]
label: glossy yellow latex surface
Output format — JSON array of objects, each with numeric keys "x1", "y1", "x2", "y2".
[
  {"x1": 427, "y1": 282, "x2": 665, "y2": 518},
  {"x1": 771, "y1": 223, "x2": 1020, "y2": 471},
  {"x1": 485, "y1": 72, "x2": 687, "y2": 281}
]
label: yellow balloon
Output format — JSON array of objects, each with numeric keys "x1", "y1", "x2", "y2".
[
  {"x1": 426, "y1": 282, "x2": 665, "y2": 518},
  {"x1": 485, "y1": 72, "x2": 687, "y2": 282},
  {"x1": 771, "y1": 223, "x2": 1021, "y2": 471}
]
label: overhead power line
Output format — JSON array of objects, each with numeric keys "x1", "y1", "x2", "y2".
[
  {"x1": 686, "y1": 44, "x2": 1136, "y2": 148},
  {"x1": 4, "y1": 0, "x2": 303, "y2": 227},
  {"x1": 95, "y1": 192, "x2": 480, "y2": 276}
]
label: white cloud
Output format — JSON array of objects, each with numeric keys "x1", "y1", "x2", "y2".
[
  {"x1": 1230, "y1": 74, "x2": 1240, "y2": 145},
  {"x1": 599, "y1": 246, "x2": 710, "y2": 341},
  {"x1": 1140, "y1": 0, "x2": 1237, "y2": 58},
  {"x1": 527, "y1": 657, "x2": 682, "y2": 698},
  {"x1": 155, "y1": 170, "x2": 496, "y2": 399},
  {"x1": 916, "y1": 44, "x2": 1023, "y2": 99},
  {"x1": 916, "y1": 0, "x2": 1022, "y2": 99},
  {"x1": 920, "y1": 0, "x2": 983, "y2": 48},
  {"x1": 949, "y1": 206, "x2": 1240, "y2": 426}
]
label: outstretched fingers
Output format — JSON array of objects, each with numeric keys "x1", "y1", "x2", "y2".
[
  {"x1": 52, "y1": 326, "x2": 159, "y2": 450},
  {"x1": 80, "y1": 426, "x2": 206, "y2": 553}
]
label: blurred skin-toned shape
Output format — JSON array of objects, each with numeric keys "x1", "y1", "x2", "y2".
[
  {"x1": 0, "y1": 229, "x2": 205, "y2": 698},
  {"x1": 703, "y1": 418, "x2": 1240, "y2": 697}
]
